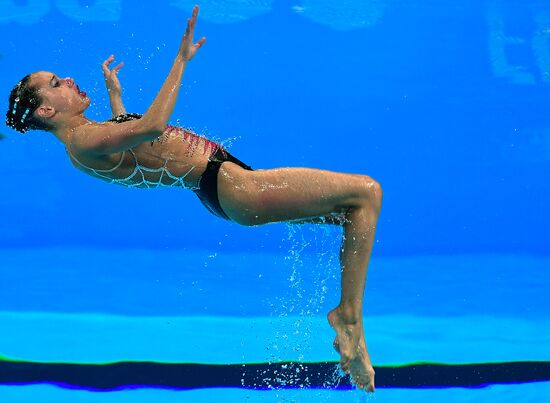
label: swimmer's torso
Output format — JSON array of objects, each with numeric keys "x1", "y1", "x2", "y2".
[{"x1": 67, "y1": 121, "x2": 219, "y2": 189}]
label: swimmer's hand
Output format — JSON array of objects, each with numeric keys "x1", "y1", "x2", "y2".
[
  {"x1": 179, "y1": 5, "x2": 206, "y2": 61},
  {"x1": 102, "y1": 55, "x2": 124, "y2": 96}
]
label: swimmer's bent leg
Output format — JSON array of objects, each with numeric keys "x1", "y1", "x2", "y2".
[{"x1": 217, "y1": 165, "x2": 382, "y2": 392}]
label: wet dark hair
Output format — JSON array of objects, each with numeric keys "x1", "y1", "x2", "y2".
[{"x1": 6, "y1": 74, "x2": 53, "y2": 134}]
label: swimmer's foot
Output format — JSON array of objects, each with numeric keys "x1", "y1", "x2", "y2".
[{"x1": 328, "y1": 306, "x2": 375, "y2": 392}]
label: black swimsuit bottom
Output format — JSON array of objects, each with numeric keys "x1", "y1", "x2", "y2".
[
  {"x1": 108, "y1": 113, "x2": 253, "y2": 220},
  {"x1": 194, "y1": 147, "x2": 253, "y2": 220}
]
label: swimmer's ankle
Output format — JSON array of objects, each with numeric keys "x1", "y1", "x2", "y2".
[{"x1": 331, "y1": 303, "x2": 362, "y2": 324}]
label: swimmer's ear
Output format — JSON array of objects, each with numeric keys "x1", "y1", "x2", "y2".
[
  {"x1": 0, "y1": 132, "x2": 6, "y2": 140},
  {"x1": 36, "y1": 105, "x2": 55, "y2": 119}
]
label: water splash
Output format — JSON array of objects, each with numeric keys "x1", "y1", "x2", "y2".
[{"x1": 258, "y1": 221, "x2": 345, "y2": 399}]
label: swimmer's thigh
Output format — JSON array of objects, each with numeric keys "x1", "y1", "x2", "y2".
[{"x1": 217, "y1": 163, "x2": 379, "y2": 226}]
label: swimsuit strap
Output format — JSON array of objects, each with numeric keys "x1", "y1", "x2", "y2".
[
  {"x1": 67, "y1": 147, "x2": 125, "y2": 173},
  {"x1": 107, "y1": 113, "x2": 143, "y2": 123}
]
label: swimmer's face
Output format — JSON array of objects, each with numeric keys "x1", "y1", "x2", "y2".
[{"x1": 30, "y1": 71, "x2": 90, "y2": 118}]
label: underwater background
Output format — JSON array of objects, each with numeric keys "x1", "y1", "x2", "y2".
[{"x1": 0, "y1": 0, "x2": 549, "y2": 401}]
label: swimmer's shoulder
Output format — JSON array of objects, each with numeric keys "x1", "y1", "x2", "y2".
[
  {"x1": 65, "y1": 122, "x2": 126, "y2": 170},
  {"x1": 68, "y1": 118, "x2": 141, "y2": 156},
  {"x1": 66, "y1": 120, "x2": 114, "y2": 156},
  {"x1": 66, "y1": 113, "x2": 161, "y2": 156}
]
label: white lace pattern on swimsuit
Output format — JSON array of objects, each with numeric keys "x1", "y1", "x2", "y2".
[{"x1": 67, "y1": 148, "x2": 198, "y2": 190}]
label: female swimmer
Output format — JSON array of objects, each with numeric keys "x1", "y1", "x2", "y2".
[{"x1": 6, "y1": 6, "x2": 382, "y2": 392}]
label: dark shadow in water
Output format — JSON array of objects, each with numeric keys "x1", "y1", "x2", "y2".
[{"x1": 0, "y1": 360, "x2": 549, "y2": 391}]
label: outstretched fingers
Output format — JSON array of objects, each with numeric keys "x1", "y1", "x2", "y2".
[
  {"x1": 195, "y1": 37, "x2": 206, "y2": 48},
  {"x1": 101, "y1": 55, "x2": 114, "y2": 75},
  {"x1": 190, "y1": 4, "x2": 199, "y2": 25},
  {"x1": 112, "y1": 61, "x2": 124, "y2": 72},
  {"x1": 102, "y1": 55, "x2": 123, "y2": 75},
  {"x1": 186, "y1": 5, "x2": 199, "y2": 40},
  {"x1": 185, "y1": 18, "x2": 193, "y2": 40},
  {"x1": 180, "y1": 6, "x2": 206, "y2": 60}
]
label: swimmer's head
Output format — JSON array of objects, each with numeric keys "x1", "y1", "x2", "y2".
[{"x1": 6, "y1": 71, "x2": 90, "y2": 134}]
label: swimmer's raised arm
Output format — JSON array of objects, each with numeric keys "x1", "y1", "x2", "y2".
[
  {"x1": 102, "y1": 54, "x2": 126, "y2": 117},
  {"x1": 71, "y1": 5, "x2": 206, "y2": 155},
  {"x1": 142, "y1": 4, "x2": 206, "y2": 130}
]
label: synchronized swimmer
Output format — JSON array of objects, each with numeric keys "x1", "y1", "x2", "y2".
[{"x1": 5, "y1": 6, "x2": 382, "y2": 392}]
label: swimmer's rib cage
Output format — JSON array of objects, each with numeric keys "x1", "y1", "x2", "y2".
[{"x1": 0, "y1": 360, "x2": 549, "y2": 390}]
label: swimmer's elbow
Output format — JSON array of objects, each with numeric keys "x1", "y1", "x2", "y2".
[
  {"x1": 138, "y1": 126, "x2": 164, "y2": 142},
  {"x1": 116, "y1": 118, "x2": 164, "y2": 149},
  {"x1": 140, "y1": 114, "x2": 167, "y2": 136}
]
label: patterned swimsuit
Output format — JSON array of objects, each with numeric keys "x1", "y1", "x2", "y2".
[{"x1": 67, "y1": 113, "x2": 253, "y2": 220}]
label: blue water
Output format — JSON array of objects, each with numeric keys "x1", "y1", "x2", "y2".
[{"x1": 1, "y1": 0, "x2": 550, "y2": 401}]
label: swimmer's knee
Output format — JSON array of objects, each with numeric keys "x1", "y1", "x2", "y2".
[
  {"x1": 369, "y1": 177, "x2": 383, "y2": 205},
  {"x1": 358, "y1": 176, "x2": 382, "y2": 211}
]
